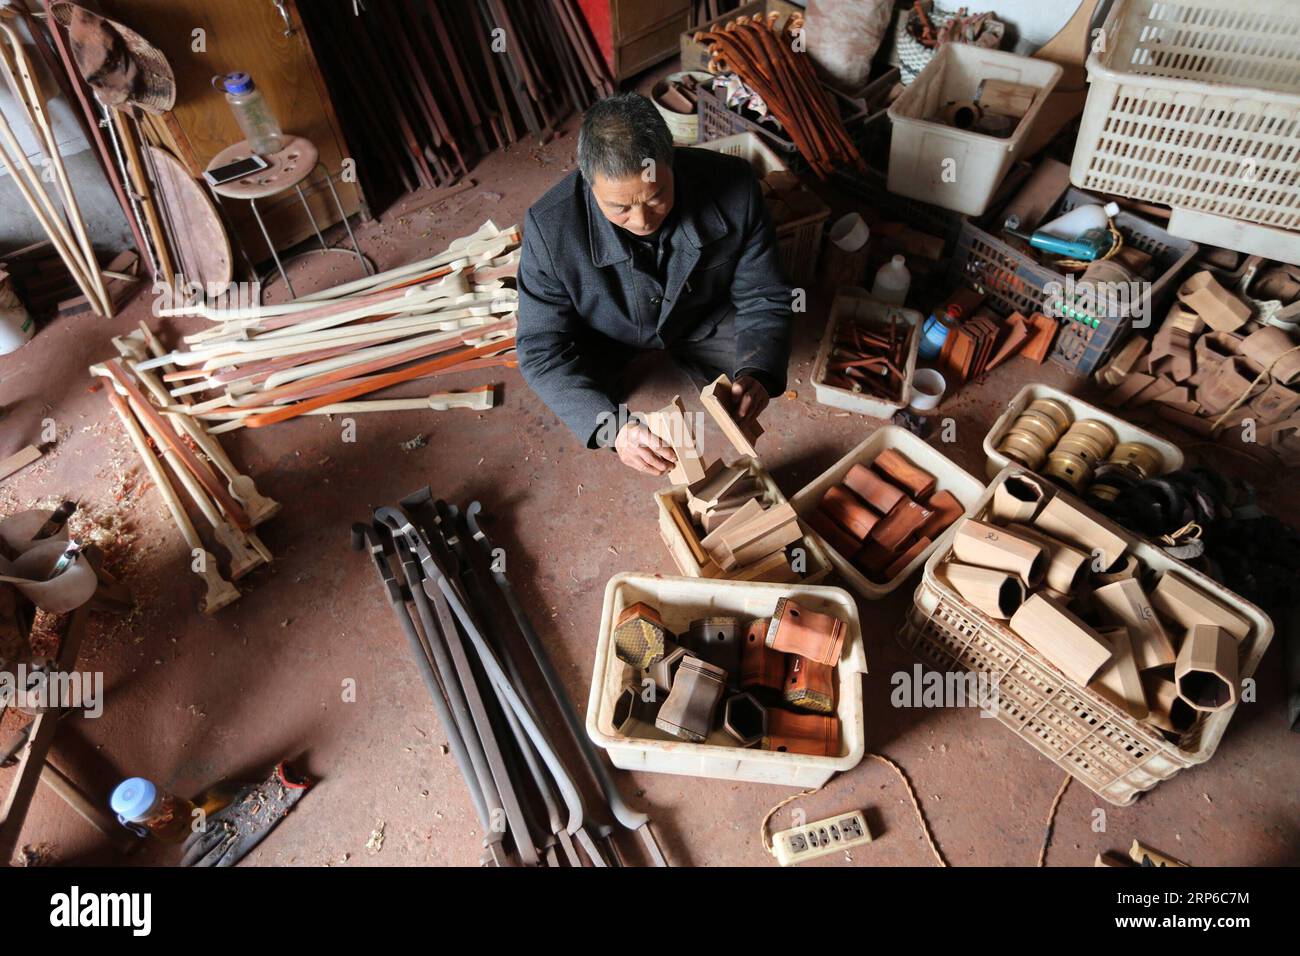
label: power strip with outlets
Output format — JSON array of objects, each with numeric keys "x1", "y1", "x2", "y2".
[{"x1": 770, "y1": 810, "x2": 872, "y2": 866}]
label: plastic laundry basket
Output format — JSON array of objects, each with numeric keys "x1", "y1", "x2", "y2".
[
  {"x1": 886, "y1": 44, "x2": 1061, "y2": 216},
  {"x1": 1070, "y1": 0, "x2": 1300, "y2": 230}
]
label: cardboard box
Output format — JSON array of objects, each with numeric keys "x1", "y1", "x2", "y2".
[{"x1": 1009, "y1": 593, "x2": 1114, "y2": 686}]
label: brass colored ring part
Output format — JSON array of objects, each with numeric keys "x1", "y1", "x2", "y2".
[
  {"x1": 1009, "y1": 410, "x2": 1062, "y2": 446},
  {"x1": 1043, "y1": 450, "x2": 1092, "y2": 492},
  {"x1": 999, "y1": 430, "x2": 1049, "y2": 468},
  {"x1": 1026, "y1": 397, "x2": 1072, "y2": 433},
  {"x1": 1067, "y1": 419, "x2": 1118, "y2": 457},
  {"x1": 1109, "y1": 441, "x2": 1163, "y2": 479}
]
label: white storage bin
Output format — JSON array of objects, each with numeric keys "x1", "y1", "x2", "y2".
[
  {"x1": 1168, "y1": 208, "x2": 1300, "y2": 269},
  {"x1": 586, "y1": 573, "x2": 867, "y2": 786},
  {"x1": 654, "y1": 456, "x2": 833, "y2": 584},
  {"x1": 1071, "y1": 0, "x2": 1300, "y2": 232},
  {"x1": 790, "y1": 425, "x2": 985, "y2": 600},
  {"x1": 982, "y1": 383, "x2": 1185, "y2": 482},
  {"x1": 886, "y1": 44, "x2": 1061, "y2": 215},
  {"x1": 811, "y1": 288, "x2": 921, "y2": 419}
]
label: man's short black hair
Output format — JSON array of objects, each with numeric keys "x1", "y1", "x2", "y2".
[{"x1": 577, "y1": 92, "x2": 674, "y2": 183}]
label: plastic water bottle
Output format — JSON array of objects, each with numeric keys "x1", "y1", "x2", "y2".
[
  {"x1": 871, "y1": 255, "x2": 911, "y2": 306},
  {"x1": 215, "y1": 72, "x2": 286, "y2": 156}
]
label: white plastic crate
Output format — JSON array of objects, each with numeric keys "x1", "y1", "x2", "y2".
[
  {"x1": 886, "y1": 44, "x2": 1062, "y2": 215},
  {"x1": 811, "y1": 289, "x2": 921, "y2": 418},
  {"x1": 586, "y1": 573, "x2": 867, "y2": 786},
  {"x1": 982, "y1": 383, "x2": 1185, "y2": 482},
  {"x1": 1071, "y1": 0, "x2": 1300, "y2": 231},
  {"x1": 790, "y1": 426, "x2": 986, "y2": 600},
  {"x1": 1168, "y1": 208, "x2": 1300, "y2": 267},
  {"x1": 899, "y1": 466, "x2": 1274, "y2": 805}
]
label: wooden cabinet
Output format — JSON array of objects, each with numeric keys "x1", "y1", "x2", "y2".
[
  {"x1": 98, "y1": 0, "x2": 364, "y2": 261},
  {"x1": 576, "y1": 0, "x2": 692, "y2": 80}
]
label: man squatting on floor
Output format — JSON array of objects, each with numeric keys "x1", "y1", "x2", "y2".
[{"x1": 516, "y1": 92, "x2": 794, "y2": 475}]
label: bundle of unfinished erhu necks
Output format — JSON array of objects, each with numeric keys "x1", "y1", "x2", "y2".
[
  {"x1": 92, "y1": 222, "x2": 520, "y2": 613},
  {"x1": 694, "y1": 12, "x2": 866, "y2": 180}
]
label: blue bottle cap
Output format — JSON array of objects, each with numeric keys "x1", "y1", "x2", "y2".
[
  {"x1": 110, "y1": 777, "x2": 158, "y2": 822},
  {"x1": 221, "y1": 72, "x2": 254, "y2": 95}
]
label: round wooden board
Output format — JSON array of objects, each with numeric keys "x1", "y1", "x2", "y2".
[{"x1": 144, "y1": 146, "x2": 233, "y2": 292}]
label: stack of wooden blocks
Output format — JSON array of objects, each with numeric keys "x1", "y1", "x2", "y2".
[
  {"x1": 653, "y1": 376, "x2": 807, "y2": 583},
  {"x1": 807, "y1": 448, "x2": 963, "y2": 584},
  {"x1": 821, "y1": 304, "x2": 914, "y2": 401},
  {"x1": 939, "y1": 308, "x2": 1057, "y2": 385},
  {"x1": 1095, "y1": 269, "x2": 1300, "y2": 464}
]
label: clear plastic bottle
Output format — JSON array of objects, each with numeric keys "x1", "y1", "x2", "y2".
[
  {"x1": 871, "y1": 255, "x2": 911, "y2": 306},
  {"x1": 110, "y1": 777, "x2": 196, "y2": 843},
  {"x1": 215, "y1": 72, "x2": 286, "y2": 156}
]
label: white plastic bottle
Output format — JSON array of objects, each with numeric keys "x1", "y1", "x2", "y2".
[
  {"x1": 216, "y1": 73, "x2": 286, "y2": 156},
  {"x1": 871, "y1": 255, "x2": 911, "y2": 305},
  {"x1": 1038, "y1": 202, "x2": 1119, "y2": 240}
]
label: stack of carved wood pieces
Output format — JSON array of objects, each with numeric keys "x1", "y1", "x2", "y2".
[
  {"x1": 940, "y1": 472, "x2": 1254, "y2": 736},
  {"x1": 695, "y1": 12, "x2": 867, "y2": 179},
  {"x1": 758, "y1": 168, "x2": 828, "y2": 228},
  {"x1": 1094, "y1": 266, "x2": 1300, "y2": 465},
  {"x1": 613, "y1": 597, "x2": 845, "y2": 755},
  {"x1": 89, "y1": 326, "x2": 281, "y2": 617},
  {"x1": 136, "y1": 221, "x2": 520, "y2": 432},
  {"x1": 822, "y1": 305, "x2": 913, "y2": 400},
  {"x1": 297, "y1": 0, "x2": 612, "y2": 200},
  {"x1": 808, "y1": 448, "x2": 962, "y2": 585}
]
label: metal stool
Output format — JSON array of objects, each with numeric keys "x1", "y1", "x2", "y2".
[{"x1": 205, "y1": 135, "x2": 373, "y2": 299}]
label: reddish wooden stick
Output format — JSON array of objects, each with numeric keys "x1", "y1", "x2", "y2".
[
  {"x1": 244, "y1": 338, "x2": 515, "y2": 427},
  {"x1": 101, "y1": 360, "x2": 252, "y2": 530}
]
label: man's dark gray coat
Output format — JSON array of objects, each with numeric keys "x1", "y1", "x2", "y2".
[{"x1": 516, "y1": 147, "x2": 793, "y2": 446}]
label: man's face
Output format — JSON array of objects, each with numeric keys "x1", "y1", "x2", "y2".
[{"x1": 590, "y1": 165, "x2": 675, "y2": 237}]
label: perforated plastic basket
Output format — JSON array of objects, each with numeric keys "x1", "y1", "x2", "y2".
[
  {"x1": 949, "y1": 188, "x2": 1198, "y2": 374},
  {"x1": 898, "y1": 467, "x2": 1274, "y2": 805},
  {"x1": 1070, "y1": 0, "x2": 1300, "y2": 230}
]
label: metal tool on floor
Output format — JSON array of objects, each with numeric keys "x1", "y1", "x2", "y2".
[
  {"x1": 465, "y1": 501, "x2": 670, "y2": 866},
  {"x1": 356, "y1": 491, "x2": 672, "y2": 866}
]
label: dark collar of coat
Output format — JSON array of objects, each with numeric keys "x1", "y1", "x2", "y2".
[{"x1": 584, "y1": 151, "x2": 728, "y2": 268}]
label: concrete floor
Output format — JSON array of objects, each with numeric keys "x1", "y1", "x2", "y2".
[{"x1": 2, "y1": 115, "x2": 1297, "y2": 869}]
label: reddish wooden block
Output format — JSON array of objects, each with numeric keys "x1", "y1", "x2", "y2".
[{"x1": 820, "y1": 485, "x2": 879, "y2": 540}]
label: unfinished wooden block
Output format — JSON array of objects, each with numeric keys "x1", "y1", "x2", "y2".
[
  {"x1": 1009, "y1": 593, "x2": 1114, "y2": 686},
  {"x1": 0, "y1": 444, "x2": 42, "y2": 481},
  {"x1": 842, "y1": 462, "x2": 906, "y2": 514},
  {"x1": 646, "y1": 396, "x2": 709, "y2": 486},
  {"x1": 764, "y1": 596, "x2": 846, "y2": 666},
  {"x1": 1005, "y1": 525, "x2": 1087, "y2": 594},
  {"x1": 991, "y1": 474, "x2": 1047, "y2": 522},
  {"x1": 916, "y1": 489, "x2": 963, "y2": 540},
  {"x1": 740, "y1": 618, "x2": 783, "y2": 691},
  {"x1": 1141, "y1": 671, "x2": 1197, "y2": 735},
  {"x1": 1177, "y1": 270, "x2": 1251, "y2": 332},
  {"x1": 950, "y1": 518, "x2": 1047, "y2": 587},
  {"x1": 700, "y1": 498, "x2": 764, "y2": 555},
  {"x1": 716, "y1": 502, "x2": 801, "y2": 569},
  {"x1": 732, "y1": 548, "x2": 799, "y2": 584},
  {"x1": 1175, "y1": 623, "x2": 1239, "y2": 713},
  {"x1": 1090, "y1": 626, "x2": 1149, "y2": 720},
  {"x1": 943, "y1": 561, "x2": 1025, "y2": 619},
  {"x1": 869, "y1": 498, "x2": 932, "y2": 552},
  {"x1": 699, "y1": 373, "x2": 763, "y2": 457},
  {"x1": 807, "y1": 506, "x2": 861, "y2": 558},
  {"x1": 1032, "y1": 495, "x2": 1127, "y2": 570},
  {"x1": 1092, "y1": 578, "x2": 1176, "y2": 670},
  {"x1": 883, "y1": 535, "x2": 931, "y2": 581},
  {"x1": 820, "y1": 486, "x2": 879, "y2": 540},
  {"x1": 872, "y1": 448, "x2": 936, "y2": 499},
  {"x1": 1150, "y1": 572, "x2": 1251, "y2": 641}
]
